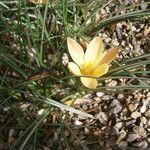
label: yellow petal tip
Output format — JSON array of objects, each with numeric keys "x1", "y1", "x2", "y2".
[{"x1": 80, "y1": 77, "x2": 97, "y2": 89}]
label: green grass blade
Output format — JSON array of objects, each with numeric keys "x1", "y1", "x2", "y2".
[{"x1": 35, "y1": 94, "x2": 96, "y2": 119}]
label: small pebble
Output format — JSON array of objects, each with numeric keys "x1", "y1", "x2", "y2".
[
  {"x1": 112, "y1": 38, "x2": 120, "y2": 46},
  {"x1": 121, "y1": 41, "x2": 126, "y2": 47},
  {"x1": 82, "y1": 104, "x2": 88, "y2": 110},
  {"x1": 19, "y1": 103, "x2": 31, "y2": 110},
  {"x1": 140, "y1": 117, "x2": 147, "y2": 125},
  {"x1": 127, "y1": 133, "x2": 139, "y2": 142},
  {"x1": 147, "y1": 138, "x2": 150, "y2": 143},
  {"x1": 84, "y1": 128, "x2": 90, "y2": 134},
  {"x1": 62, "y1": 53, "x2": 69, "y2": 66},
  {"x1": 116, "y1": 130, "x2": 126, "y2": 144},
  {"x1": 140, "y1": 104, "x2": 147, "y2": 113},
  {"x1": 131, "y1": 26, "x2": 136, "y2": 32},
  {"x1": 117, "y1": 94, "x2": 124, "y2": 100},
  {"x1": 102, "y1": 95, "x2": 113, "y2": 101},
  {"x1": 38, "y1": 109, "x2": 45, "y2": 115},
  {"x1": 133, "y1": 126, "x2": 147, "y2": 137},
  {"x1": 147, "y1": 127, "x2": 150, "y2": 132},
  {"x1": 96, "y1": 92, "x2": 105, "y2": 97},
  {"x1": 126, "y1": 120, "x2": 136, "y2": 126},
  {"x1": 105, "y1": 37, "x2": 111, "y2": 43},
  {"x1": 141, "y1": 4, "x2": 148, "y2": 10},
  {"x1": 96, "y1": 112, "x2": 108, "y2": 125},
  {"x1": 130, "y1": 111, "x2": 141, "y2": 119},
  {"x1": 147, "y1": 92, "x2": 150, "y2": 97},
  {"x1": 128, "y1": 103, "x2": 139, "y2": 112},
  {"x1": 116, "y1": 27, "x2": 122, "y2": 40},
  {"x1": 107, "y1": 80, "x2": 117, "y2": 86},
  {"x1": 144, "y1": 109, "x2": 150, "y2": 117},
  {"x1": 133, "y1": 141, "x2": 148, "y2": 149},
  {"x1": 114, "y1": 122, "x2": 124, "y2": 131},
  {"x1": 9, "y1": 129, "x2": 15, "y2": 137},
  {"x1": 101, "y1": 8, "x2": 106, "y2": 15},
  {"x1": 93, "y1": 102, "x2": 98, "y2": 107},
  {"x1": 74, "y1": 120, "x2": 83, "y2": 126},
  {"x1": 93, "y1": 97, "x2": 101, "y2": 103},
  {"x1": 110, "y1": 99, "x2": 122, "y2": 114},
  {"x1": 118, "y1": 141, "x2": 128, "y2": 148}
]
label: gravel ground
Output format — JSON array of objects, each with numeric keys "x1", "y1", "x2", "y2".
[
  {"x1": 65, "y1": 90, "x2": 150, "y2": 149},
  {"x1": 2, "y1": 89, "x2": 150, "y2": 149}
]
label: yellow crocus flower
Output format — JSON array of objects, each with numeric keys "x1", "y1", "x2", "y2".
[{"x1": 67, "y1": 37, "x2": 119, "y2": 89}]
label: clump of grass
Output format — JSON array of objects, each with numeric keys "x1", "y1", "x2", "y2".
[{"x1": 0, "y1": 0, "x2": 149, "y2": 149}]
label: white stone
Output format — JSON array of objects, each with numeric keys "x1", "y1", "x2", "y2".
[
  {"x1": 140, "y1": 104, "x2": 147, "y2": 113},
  {"x1": 38, "y1": 109, "x2": 45, "y2": 115},
  {"x1": 74, "y1": 120, "x2": 83, "y2": 126},
  {"x1": 96, "y1": 92, "x2": 105, "y2": 97}
]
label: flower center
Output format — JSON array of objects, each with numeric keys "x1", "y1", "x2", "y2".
[{"x1": 80, "y1": 63, "x2": 95, "y2": 76}]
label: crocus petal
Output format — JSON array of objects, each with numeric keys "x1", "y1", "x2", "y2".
[
  {"x1": 100, "y1": 48, "x2": 119, "y2": 64},
  {"x1": 80, "y1": 77, "x2": 97, "y2": 89},
  {"x1": 92, "y1": 64, "x2": 109, "y2": 77},
  {"x1": 64, "y1": 99, "x2": 75, "y2": 106},
  {"x1": 95, "y1": 51, "x2": 107, "y2": 68},
  {"x1": 67, "y1": 37, "x2": 84, "y2": 66},
  {"x1": 84, "y1": 37, "x2": 104, "y2": 66},
  {"x1": 68, "y1": 62, "x2": 81, "y2": 76}
]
